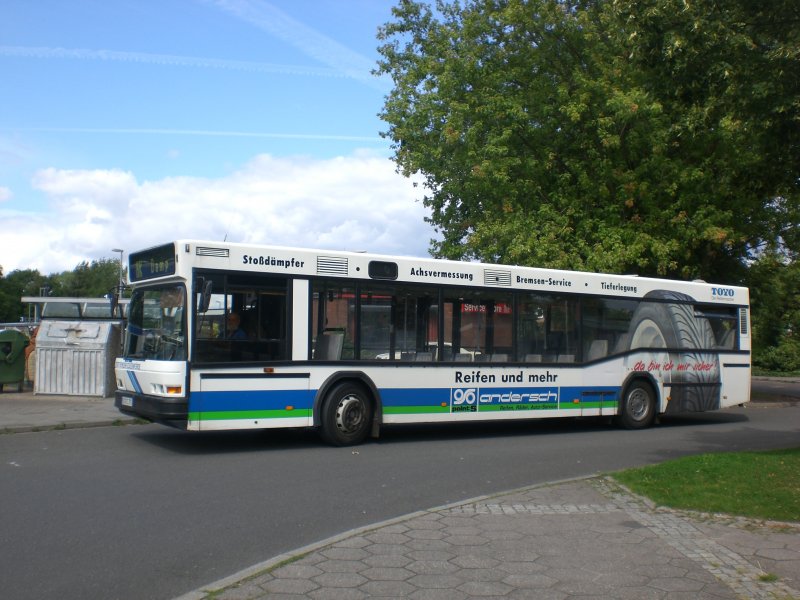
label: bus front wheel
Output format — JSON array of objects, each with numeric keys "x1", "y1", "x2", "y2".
[
  {"x1": 320, "y1": 382, "x2": 373, "y2": 446},
  {"x1": 618, "y1": 381, "x2": 656, "y2": 429}
]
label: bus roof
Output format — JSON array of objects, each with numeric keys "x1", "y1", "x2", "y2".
[{"x1": 129, "y1": 239, "x2": 749, "y2": 306}]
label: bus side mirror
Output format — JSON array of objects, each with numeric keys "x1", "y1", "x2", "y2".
[{"x1": 199, "y1": 279, "x2": 213, "y2": 313}]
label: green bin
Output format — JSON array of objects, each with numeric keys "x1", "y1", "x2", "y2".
[{"x1": 0, "y1": 329, "x2": 29, "y2": 391}]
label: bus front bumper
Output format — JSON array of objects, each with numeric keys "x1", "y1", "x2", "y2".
[{"x1": 115, "y1": 391, "x2": 189, "y2": 428}]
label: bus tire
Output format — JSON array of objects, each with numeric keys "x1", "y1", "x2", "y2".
[
  {"x1": 618, "y1": 380, "x2": 656, "y2": 429},
  {"x1": 319, "y1": 381, "x2": 373, "y2": 446}
]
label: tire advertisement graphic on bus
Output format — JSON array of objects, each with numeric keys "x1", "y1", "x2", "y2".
[{"x1": 624, "y1": 290, "x2": 721, "y2": 415}]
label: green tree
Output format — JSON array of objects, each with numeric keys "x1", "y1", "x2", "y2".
[
  {"x1": 611, "y1": 0, "x2": 800, "y2": 277},
  {"x1": 0, "y1": 258, "x2": 123, "y2": 323},
  {"x1": 376, "y1": 0, "x2": 799, "y2": 282},
  {"x1": 54, "y1": 259, "x2": 121, "y2": 298},
  {"x1": 748, "y1": 253, "x2": 800, "y2": 371},
  {"x1": 0, "y1": 268, "x2": 48, "y2": 322}
]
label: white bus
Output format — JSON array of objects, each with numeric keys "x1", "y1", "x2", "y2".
[{"x1": 114, "y1": 240, "x2": 751, "y2": 445}]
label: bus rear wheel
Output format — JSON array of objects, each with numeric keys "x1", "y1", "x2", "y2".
[
  {"x1": 320, "y1": 382, "x2": 373, "y2": 446},
  {"x1": 618, "y1": 381, "x2": 656, "y2": 429}
]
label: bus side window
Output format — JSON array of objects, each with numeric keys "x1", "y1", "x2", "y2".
[
  {"x1": 312, "y1": 284, "x2": 356, "y2": 360},
  {"x1": 315, "y1": 329, "x2": 344, "y2": 360},
  {"x1": 359, "y1": 288, "x2": 392, "y2": 360},
  {"x1": 517, "y1": 294, "x2": 578, "y2": 362},
  {"x1": 444, "y1": 290, "x2": 512, "y2": 361},
  {"x1": 582, "y1": 298, "x2": 637, "y2": 361},
  {"x1": 695, "y1": 306, "x2": 739, "y2": 350}
]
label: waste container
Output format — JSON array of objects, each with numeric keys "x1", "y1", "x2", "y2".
[
  {"x1": 35, "y1": 320, "x2": 121, "y2": 397},
  {"x1": 0, "y1": 329, "x2": 30, "y2": 392}
]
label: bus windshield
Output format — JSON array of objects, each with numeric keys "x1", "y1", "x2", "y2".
[{"x1": 124, "y1": 284, "x2": 187, "y2": 361}]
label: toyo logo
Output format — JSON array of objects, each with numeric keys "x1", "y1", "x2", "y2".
[{"x1": 712, "y1": 287, "x2": 735, "y2": 299}]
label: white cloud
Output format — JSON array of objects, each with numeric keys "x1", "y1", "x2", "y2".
[
  {"x1": 33, "y1": 167, "x2": 138, "y2": 207},
  {"x1": 0, "y1": 153, "x2": 433, "y2": 275},
  {"x1": 0, "y1": 186, "x2": 11, "y2": 202}
]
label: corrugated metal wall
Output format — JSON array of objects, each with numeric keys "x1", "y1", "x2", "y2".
[{"x1": 34, "y1": 321, "x2": 120, "y2": 397}]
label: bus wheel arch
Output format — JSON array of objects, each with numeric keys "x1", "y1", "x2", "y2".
[
  {"x1": 618, "y1": 376, "x2": 659, "y2": 429},
  {"x1": 315, "y1": 372, "x2": 381, "y2": 445}
]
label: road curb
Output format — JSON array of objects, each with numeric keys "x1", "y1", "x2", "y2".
[{"x1": 0, "y1": 418, "x2": 141, "y2": 435}]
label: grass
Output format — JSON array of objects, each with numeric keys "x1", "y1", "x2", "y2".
[{"x1": 614, "y1": 447, "x2": 800, "y2": 522}]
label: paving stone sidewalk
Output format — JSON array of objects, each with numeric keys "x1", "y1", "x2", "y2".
[{"x1": 180, "y1": 477, "x2": 800, "y2": 600}]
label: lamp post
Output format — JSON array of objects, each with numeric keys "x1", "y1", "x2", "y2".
[{"x1": 112, "y1": 248, "x2": 124, "y2": 295}]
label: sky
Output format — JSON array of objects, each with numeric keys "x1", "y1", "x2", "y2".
[{"x1": 0, "y1": 0, "x2": 433, "y2": 275}]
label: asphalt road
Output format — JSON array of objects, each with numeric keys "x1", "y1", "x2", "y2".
[
  {"x1": 1, "y1": 405, "x2": 798, "y2": 600},
  {"x1": 752, "y1": 376, "x2": 800, "y2": 400}
]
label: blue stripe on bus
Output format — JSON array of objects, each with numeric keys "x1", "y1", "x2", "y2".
[
  {"x1": 127, "y1": 371, "x2": 143, "y2": 394},
  {"x1": 380, "y1": 388, "x2": 451, "y2": 407},
  {"x1": 189, "y1": 389, "x2": 315, "y2": 412},
  {"x1": 559, "y1": 386, "x2": 620, "y2": 402},
  {"x1": 187, "y1": 385, "x2": 621, "y2": 414}
]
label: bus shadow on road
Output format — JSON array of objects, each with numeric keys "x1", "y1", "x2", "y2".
[
  {"x1": 658, "y1": 409, "x2": 750, "y2": 428},
  {"x1": 130, "y1": 418, "x2": 614, "y2": 454},
  {"x1": 377, "y1": 417, "x2": 614, "y2": 444},
  {"x1": 377, "y1": 410, "x2": 751, "y2": 445},
  {"x1": 128, "y1": 408, "x2": 752, "y2": 454},
  {"x1": 130, "y1": 426, "x2": 323, "y2": 454}
]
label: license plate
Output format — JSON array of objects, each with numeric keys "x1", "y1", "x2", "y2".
[{"x1": 121, "y1": 396, "x2": 134, "y2": 407}]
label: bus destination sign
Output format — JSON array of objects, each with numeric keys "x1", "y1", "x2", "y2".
[{"x1": 129, "y1": 243, "x2": 177, "y2": 282}]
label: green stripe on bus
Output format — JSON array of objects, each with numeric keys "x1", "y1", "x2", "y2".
[
  {"x1": 560, "y1": 401, "x2": 619, "y2": 410},
  {"x1": 189, "y1": 409, "x2": 312, "y2": 421},
  {"x1": 383, "y1": 405, "x2": 451, "y2": 415},
  {"x1": 479, "y1": 404, "x2": 558, "y2": 412},
  {"x1": 592, "y1": 400, "x2": 618, "y2": 408}
]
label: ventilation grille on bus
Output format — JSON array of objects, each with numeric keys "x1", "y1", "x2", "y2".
[
  {"x1": 196, "y1": 246, "x2": 229, "y2": 258},
  {"x1": 317, "y1": 256, "x2": 348, "y2": 275},
  {"x1": 484, "y1": 269, "x2": 512, "y2": 286},
  {"x1": 739, "y1": 308, "x2": 749, "y2": 335}
]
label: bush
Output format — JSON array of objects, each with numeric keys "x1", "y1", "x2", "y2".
[{"x1": 754, "y1": 338, "x2": 800, "y2": 372}]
